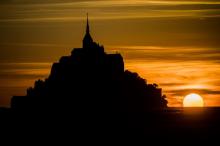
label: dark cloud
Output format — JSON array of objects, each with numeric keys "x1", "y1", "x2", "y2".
[
  {"x1": 170, "y1": 89, "x2": 220, "y2": 96},
  {"x1": 159, "y1": 83, "x2": 186, "y2": 86},
  {"x1": 0, "y1": 0, "x2": 83, "y2": 4},
  {"x1": 114, "y1": 46, "x2": 220, "y2": 62},
  {"x1": 0, "y1": 0, "x2": 107, "y2": 5},
  {"x1": 0, "y1": 63, "x2": 50, "y2": 79}
]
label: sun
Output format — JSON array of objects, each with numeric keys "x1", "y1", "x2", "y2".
[{"x1": 183, "y1": 93, "x2": 204, "y2": 107}]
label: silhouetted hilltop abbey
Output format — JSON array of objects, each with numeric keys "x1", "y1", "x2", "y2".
[
  {"x1": 4, "y1": 15, "x2": 220, "y2": 142},
  {"x1": 11, "y1": 15, "x2": 167, "y2": 112}
]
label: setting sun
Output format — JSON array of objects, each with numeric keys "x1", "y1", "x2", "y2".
[{"x1": 183, "y1": 93, "x2": 204, "y2": 107}]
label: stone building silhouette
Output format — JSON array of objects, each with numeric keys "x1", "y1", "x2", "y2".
[{"x1": 11, "y1": 14, "x2": 167, "y2": 112}]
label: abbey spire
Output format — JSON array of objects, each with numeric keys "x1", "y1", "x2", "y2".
[
  {"x1": 86, "y1": 13, "x2": 90, "y2": 34},
  {"x1": 83, "y1": 13, "x2": 93, "y2": 48}
]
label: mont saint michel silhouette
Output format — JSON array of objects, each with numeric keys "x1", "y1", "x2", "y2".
[
  {"x1": 11, "y1": 15, "x2": 167, "y2": 112},
  {"x1": 1, "y1": 15, "x2": 220, "y2": 141}
]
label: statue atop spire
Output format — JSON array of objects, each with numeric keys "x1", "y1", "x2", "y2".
[{"x1": 83, "y1": 13, "x2": 93, "y2": 48}]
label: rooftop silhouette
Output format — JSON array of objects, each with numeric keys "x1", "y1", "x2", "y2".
[{"x1": 10, "y1": 15, "x2": 167, "y2": 113}]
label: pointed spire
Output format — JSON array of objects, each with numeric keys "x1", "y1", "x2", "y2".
[
  {"x1": 86, "y1": 13, "x2": 90, "y2": 34},
  {"x1": 83, "y1": 13, "x2": 93, "y2": 48}
]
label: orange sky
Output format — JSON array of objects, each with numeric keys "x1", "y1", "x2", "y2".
[{"x1": 0, "y1": 0, "x2": 220, "y2": 107}]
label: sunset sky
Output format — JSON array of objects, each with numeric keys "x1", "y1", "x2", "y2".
[{"x1": 0, "y1": 0, "x2": 220, "y2": 107}]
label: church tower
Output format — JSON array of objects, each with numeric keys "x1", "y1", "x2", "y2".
[{"x1": 83, "y1": 13, "x2": 93, "y2": 48}]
